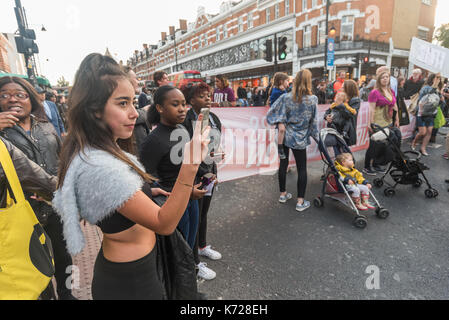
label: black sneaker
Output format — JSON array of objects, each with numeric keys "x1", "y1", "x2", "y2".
[
  {"x1": 373, "y1": 165, "x2": 387, "y2": 174},
  {"x1": 363, "y1": 167, "x2": 377, "y2": 176}
]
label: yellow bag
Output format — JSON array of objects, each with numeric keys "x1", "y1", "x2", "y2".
[{"x1": 0, "y1": 140, "x2": 54, "y2": 300}]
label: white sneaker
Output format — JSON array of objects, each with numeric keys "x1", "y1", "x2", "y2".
[
  {"x1": 198, "y1": 245, "x2": 222, "y2": 260},
  {"x1": 197, "y1": 262, "x2": 216, "y2": 281}
]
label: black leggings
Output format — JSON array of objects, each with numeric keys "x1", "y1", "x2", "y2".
[
  {"x1": 278, "y1": 146, "x2": 308, "y2": 198},
  {"x1": 193, "y1": 190, "x2": 214, "y2": 265},
  {"x1": 43, "y1": 212, "x2": 73, "y2": 296},
  {"x1": 91, "y1": 247, "x2": 164, "y2": 300}
]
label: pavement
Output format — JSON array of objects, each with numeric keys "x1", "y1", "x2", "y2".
[{"x1": 71, "y1": 128, "x2": 449, "y2": 300}]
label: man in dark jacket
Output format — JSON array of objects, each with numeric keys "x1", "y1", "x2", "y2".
[
  {"x1": 138, "y1": 87, "x2": 149, "y2": 109},
  {"x1": 36, "y1": 87, "x2": 66, "y2": 137}
]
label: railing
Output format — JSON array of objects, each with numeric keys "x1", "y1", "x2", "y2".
[{"x1": 298, "y1": 40, "x2": 390, "y2": 58}]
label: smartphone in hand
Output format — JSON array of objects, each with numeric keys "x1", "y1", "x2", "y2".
[{"x1": 200, "y1": 108, "x2": 210, "y2": 133}]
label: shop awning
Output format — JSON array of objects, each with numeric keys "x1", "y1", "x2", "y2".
[{"x1": 0, "y1": 72, "x2": 51, "y2": 87}]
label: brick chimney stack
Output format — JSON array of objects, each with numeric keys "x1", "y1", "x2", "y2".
[{"x1": 179, "y1": 19, "x2": 187, "y2": 32}]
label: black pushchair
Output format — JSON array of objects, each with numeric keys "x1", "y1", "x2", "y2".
[
  {"x1": 313, "y1": 128, "x2": 389, "y2": 229},
  {"x1": 370, "y1": 124, "x2": 439, "y2": 199}
]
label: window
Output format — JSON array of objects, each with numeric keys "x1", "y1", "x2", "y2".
[
  {"x1": 302, "y1": 0, "x2": 307, "y2": 11},
  {"x1": 341, "y1": 16, "x2": 354, "y2": 41},
  {"x1": 318, "y1": 21, "x2": 326, "y2": 45},
  {"x1": 238, "y1": 16, "x2": 244, "y2": 33},
  {"x1": 266, "y1": 8, "x2": 270, "y2": 23},
  {"x1": 312, "y1": 0, "x2": 318, "y2": 8},
  {"x1": 224, "y1": 24, "x2": 228, "y2": 38},
  {"x1": 198, "y1": 36, "x2": 202, "y2": 48},
  {"x1": 303, "y1": 25, "x2": 312, "y2": 48},
  {"x1": 216, "y1": 26, "x2": 221, "y2": 41},
  {"x1": 186, "y1": 40, "x2": 191, "y2": 53},
  {"x1": 422, "y1": 0, "x2": 432, "y2": 5},
  {"x1": 202, "y1": 34, "x2": 207, "y2": 47},
  {"x1": 418, "y1": 29, "x2": 429, "y2": 40},
  {"x1": 275, "y1": 3, "x2": 279, "y2": 19},
  {"x1": 248, "y1": 12, "x2": 254, "y2": 29},
  {"x1": 285, "y1": 0, "x2": 290, "y2": 14}
]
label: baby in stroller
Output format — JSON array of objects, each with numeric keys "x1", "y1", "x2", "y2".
[{"x1": 335, "y1": 153, "x2": 374, "y2": 211}]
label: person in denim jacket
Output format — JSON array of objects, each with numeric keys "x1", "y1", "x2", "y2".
[{"x1": 267, "y1": 69, "x2": 318, "y2": 212}]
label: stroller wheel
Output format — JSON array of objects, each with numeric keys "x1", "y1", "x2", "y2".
[
  {"x1": 375, "y1": 208, "x2": 390, "y2": 219},
  {"x1": 314, "y1": 197, "x2": 324, "y2": 208},
  {"x1": 425, "y1": 189, "x2": 438, "y2": 198},
  {"x1": 353, "y1": 216, "x2": 367, "y2": 229},
  {"x1": 425, "y1": 189, "x2": 437, "y2": 198},
  {"x1": 373, "y1": 178, "x2": 384, "y2": 188},
  {"x1": 413, "y1": 179, "x2": 423, "y2": 188},
  {"x1": 384, "y1": 188, "x2": 396, "y2": 197}
]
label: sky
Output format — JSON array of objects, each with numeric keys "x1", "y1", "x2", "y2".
[{"x1": 0, "y1": 0, "x2": 448, "y2": 86}]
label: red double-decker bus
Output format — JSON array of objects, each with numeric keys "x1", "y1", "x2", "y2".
[{"x1": 168, "y1": 70, "x2": 203, "y2": 88}]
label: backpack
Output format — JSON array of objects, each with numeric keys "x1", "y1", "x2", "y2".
[
  {"x1": 419, "y1": 92, "x2": 440, "y2": 117},
  {"x1": 325, "y1": 81, "x2": 336, "y2": 101}
]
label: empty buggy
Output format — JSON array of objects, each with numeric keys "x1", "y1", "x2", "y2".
[{"x1": 370, "y1": 124, "x2": 439, "y2": 199}]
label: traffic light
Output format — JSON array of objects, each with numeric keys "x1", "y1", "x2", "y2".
[
  {"x1": 351, "y1": 53, "x2": 361, "y2": 66},
  {"x1": 278, "y1": 36, "x2": 288, "y2": 61},
  {"x1": 15, "y1": 36, "x2": 39, "y2": 54},
  {"x1": 14, "y1": 29, "x2": 39, "y2": 54},
  {"x1": 264, "y1": 39, "x2": 273, "y2": 62},
  {"x1": 363, "y1": 56, "x2": 369, "y2": 64}
]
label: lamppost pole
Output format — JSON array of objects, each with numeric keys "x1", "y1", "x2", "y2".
[
  {"x1": 14, "y1": 0, "x2": 37, "y2": 86},
  {"x1": 324, "y1": 0, "x2": 330, "y2": 78}
]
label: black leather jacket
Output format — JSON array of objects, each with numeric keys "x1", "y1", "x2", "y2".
[
  {"x1": 0, "y1": 116, "x2": 61, "y2": 223},
  {"x1": 0, "y1": 137, "x2": 57, "y2": 208}
]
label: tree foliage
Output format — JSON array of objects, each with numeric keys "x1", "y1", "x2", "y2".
[
  {"x1": 434, "y1": 23, "x2": 449, "y2": 49},
  {"x1": 57, "y1": 76, "x2": 70, "y2": 87}
]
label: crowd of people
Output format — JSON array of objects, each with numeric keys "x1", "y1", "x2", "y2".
[{"x1": 1, "y1": 51, "x2": 448, "y2": 300}]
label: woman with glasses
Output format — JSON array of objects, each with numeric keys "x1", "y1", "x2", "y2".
[{"x1": 0, "y1": 76, "x2": 75, "y2": 300}]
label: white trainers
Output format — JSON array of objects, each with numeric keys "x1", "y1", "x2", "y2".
[
  {"x1": 279, "y1": 193, "x2": 293, "y2": 203},
  {"x1": 197, "y1": 262, "x2": 216, "y2": 281},
  {"x1": 198, "y1": 245, "x2": 222, "y2": 260}
]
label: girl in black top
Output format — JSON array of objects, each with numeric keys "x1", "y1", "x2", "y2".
[
  {"x1": 181, "y1": 82, "x2": 224, "y2": 281},
  {"x1": 140, "y1": 86, "x2": 207, "y2": 249}
]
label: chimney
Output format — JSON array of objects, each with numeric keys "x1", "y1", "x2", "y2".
[
  {"x1": 180, "y1": 19, "x2": 187, "y2": 31},
  {"x1": 143, "y1": 43, "x2": 148, "y2": 49},
  {"x1": 169, "y1": 26, "x2": 175, "y2": 36},
  {"x1": 161, "y1": 32, "x2": 167, "y2": 41}
]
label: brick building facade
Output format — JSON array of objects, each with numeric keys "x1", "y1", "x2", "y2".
[{"x1": 129, "y1": 0, "x2": 437, "y2": 87}]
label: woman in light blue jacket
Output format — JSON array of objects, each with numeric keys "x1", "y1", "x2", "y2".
[{"x1": 267, "y1": 69, "x2": 318, "y2": 212}]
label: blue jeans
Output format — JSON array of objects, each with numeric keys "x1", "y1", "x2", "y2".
[{"x1": 177, "y1": 200, "x2": 199, "y2": 249}]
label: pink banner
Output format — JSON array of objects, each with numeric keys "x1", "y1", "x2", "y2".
[{"x1": 212, "y1": 102, "x2": 415, "y2": 182}]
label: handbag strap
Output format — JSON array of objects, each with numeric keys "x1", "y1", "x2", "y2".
[{"x1": 0, "y1": 139, "x2": 26, "y2": 204}]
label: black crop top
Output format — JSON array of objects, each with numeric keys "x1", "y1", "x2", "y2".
[
  {"x1": 96, "y1": 183, "x2": 154, "y2": 234},
  {"x1": 96, "y1": 212, "x2": 136, "y2": 234}
]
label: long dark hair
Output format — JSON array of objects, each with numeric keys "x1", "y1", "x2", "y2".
[
  {"x1": 0, "y1": 76, "x2": 47, "y2": 120},
  {"x1": 147, "y1": 85, "x2": 177, "y2": 126},
  {"x1": 57, "y1": 53, "x2": 154, "y2": 188}
]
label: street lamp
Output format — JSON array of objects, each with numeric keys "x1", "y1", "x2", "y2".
[
  {"x1": 367, "y1": 31, "x2": 387, "y2": 63},
  {"x1": 323, "y1": 0, "x2": 335, "y2": 78}
]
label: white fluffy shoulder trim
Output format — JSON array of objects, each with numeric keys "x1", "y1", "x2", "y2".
[{"x1": 52, "y1": 149, "x2": 144, "y2": 255}]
